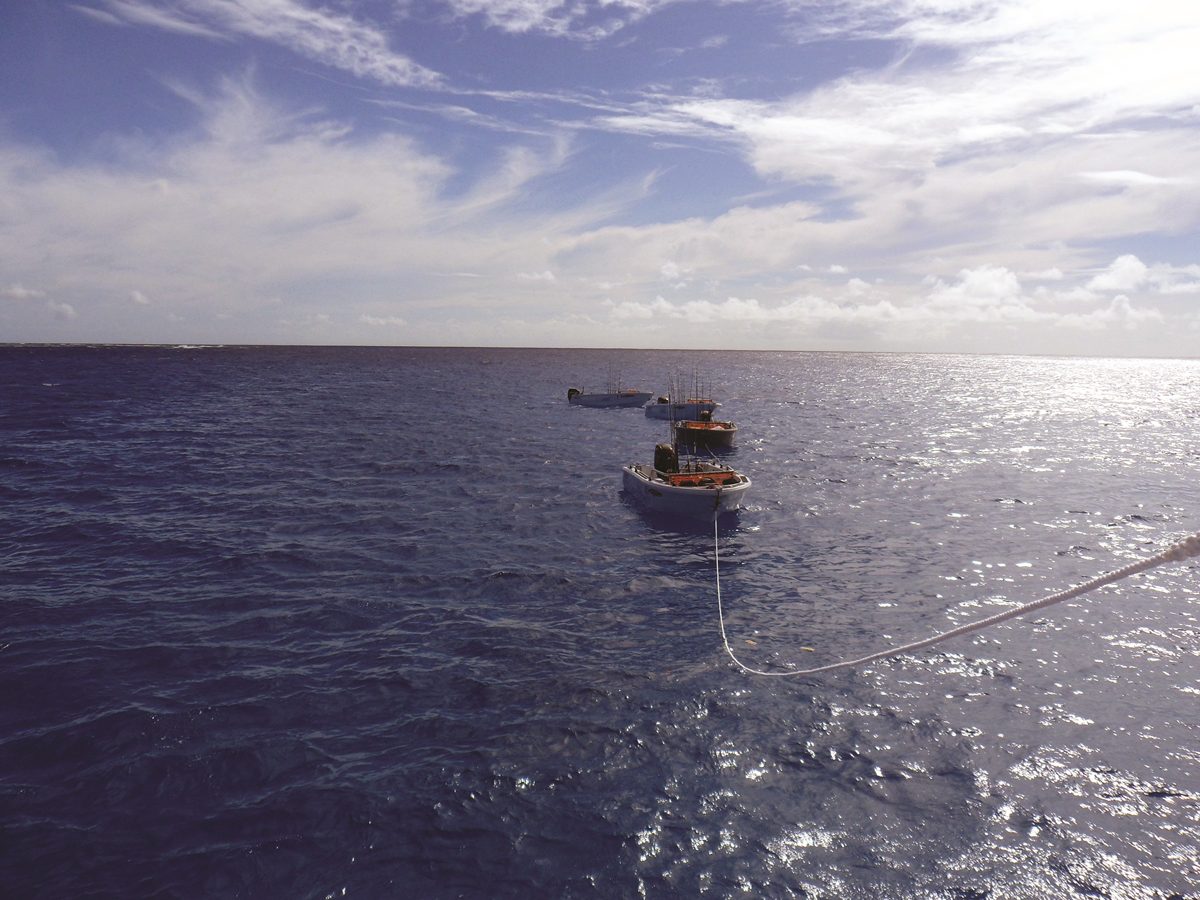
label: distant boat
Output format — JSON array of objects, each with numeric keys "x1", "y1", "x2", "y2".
[
  {"x1": 673, "y1": 412, "x2": 737, "y2": 450},
  {"x1": 567, "y1": 367, "x2": 652, "y2": 408},
  {"x1": 643, "y1": 370, "x2": 722, "y2": 419},
  {"x1": 622, "y1": 442, "x2": 750, "y2": 518},
  {"x1": 567, "y1": 386, "x2": 654, "y2": 408},
  {"x1": 644, "y1": 395, "x2": 721, "y2": 420}
]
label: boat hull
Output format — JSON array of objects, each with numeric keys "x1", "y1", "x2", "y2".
[
  {"x1": 569, "y1": 391, "x2": 654, "y2": 408},
  {"x1": 673, "y1": 421, "x2": 736, "y2": 449},
  {"x1": 644, "y1": 400, "x2": 720, "y2": 420},
  {"x1": 622, "y1": 463, "x2": 750, "y2": 518}
]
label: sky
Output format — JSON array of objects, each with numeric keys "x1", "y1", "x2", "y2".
[{"x1": 2, "y1": 0, "x2": 1199, "y2": 354}]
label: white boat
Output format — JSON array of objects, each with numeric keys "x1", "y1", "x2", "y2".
[
  {"x1": 622, "y1": 443, "x2": 751, "y2": 518},
  {"x1": 644, "y1": 395, "x2": 721, "y2": 420},
  {"x1": 567, "y1": 387, "x2": 654, "y2": 408}
]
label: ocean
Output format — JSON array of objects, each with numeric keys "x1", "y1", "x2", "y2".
[{"x1": 2, "y1": 345, "x2": 1197, "y2": 898}]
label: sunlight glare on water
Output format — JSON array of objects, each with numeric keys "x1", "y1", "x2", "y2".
[{"x1": 1, "y1": 346, "x2": 1197, "y2": 897}]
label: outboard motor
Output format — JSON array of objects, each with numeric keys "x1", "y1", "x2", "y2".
[
  {"x1": 567, "y1": 387, "x2": 581, "y2": 402},
  {"x1": 654, "y1": 443, "x2": 678, "y2": 474}
]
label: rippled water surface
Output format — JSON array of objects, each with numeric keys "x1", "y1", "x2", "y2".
[{"x1": 3, "y1": 346, "x2": 1198, "y2": 898}]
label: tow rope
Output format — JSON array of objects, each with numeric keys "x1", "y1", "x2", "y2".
[{"x1": 715, "y1": 521, "x2": 1200, "y2": 677}]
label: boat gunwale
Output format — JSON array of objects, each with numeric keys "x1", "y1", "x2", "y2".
[{"x1": 623, "y1": 462, "x2": 750, "y2": 491}]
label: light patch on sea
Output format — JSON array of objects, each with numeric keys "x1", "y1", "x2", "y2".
[{"x1": 766, "y1": 826, "x2": 841, "y2": 863}]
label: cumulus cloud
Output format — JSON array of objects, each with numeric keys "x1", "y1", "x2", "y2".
[
  {"x1": 606, "y1": 297, "x2": 661, "y2": 320},
  {"x1": 927, "y1": 265, "x2": 1023, "y2": 309},
  {"x1": 47, "y1": 299, "x2": 78, "y2": 320},
  {"x1": 600, "y1": 262, "x2": 1169, "y2": 344},
  {"x1": 0, "y1": 283, "x2": 76, "y2": 321},
  {"x1": 846, "y1": 277, "x2": 872, "y2": 296},
  {"x1": 608, "y1": 295, "x2": 784, "y2": 324},
  {"x1": 607, "y1": 290, "x2": 901, "y2": 327},
  {"x1": 658, "y1": 259, "x2": 694, "y2": 288},
  {"x1": 1088, "y1": 294, "x2": 1162, "y2": 327},
  {"x1": 1088, "y1": 254, "x2": 1149, "y2": 292},
  {"x1": 1145, "y1": 262, "x2": 1200, "y2": 295}
]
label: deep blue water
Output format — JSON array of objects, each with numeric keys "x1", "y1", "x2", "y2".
[{"x1": 2, "y1": 345, "x2": 1198, "y2": 898}]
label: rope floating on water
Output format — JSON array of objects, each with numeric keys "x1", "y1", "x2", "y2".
[{"x1": 715, "y1": 521, "x2": 1200, "y2": 678}]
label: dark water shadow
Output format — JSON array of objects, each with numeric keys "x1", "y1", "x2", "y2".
[{"x1": 619, "y1": 491, "x2": 745, "y2": 537}]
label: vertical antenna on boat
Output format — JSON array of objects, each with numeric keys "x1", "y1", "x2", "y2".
[{"x1": 668, "y1": 371, "x2": 679, "y2": 459}]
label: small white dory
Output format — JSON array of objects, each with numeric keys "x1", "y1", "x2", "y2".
[{"x1": 622, "y1": 443, "x2": 751, "y2": 518}]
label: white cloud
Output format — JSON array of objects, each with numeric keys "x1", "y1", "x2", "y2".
[
  {"x1": 927, "y1": 265, "x2": 1023, "y2": 309},
  {"x1": 606, "y1": 296, "x2": 668, "y2": 320},
  {"x1": 0, "y1": 75, "x2": 657, "y2": 342},
  {"x1": 846, "y1": 277, "x2": 872, "y2": 296},
  {"x1": 1079, "y1": 170, "x2": 1188, "y2": 187},
  {"x1": 1155, "y1": 280, "x2": 1200, "y2": 296},
  {"x1": 590, "y1": 0, "x2": 1200, "y2": 276},
  {"x1": 75, "y1": 0, "x2": 225, "y2": 38},
  {"x1": 83, "y1": 0, "x2": 444, "y2": 86},
  {"x1": 0, "y1": 79, "x2": 447, "y2": 317},
  {"x1": 4, "y1": 10, "x2": 1198, "y2": 356},
  {"x1": 436, "y1": 0, "x2": 676, "y2": 40},
  {"x1": 48, "y1": 299, "x2": 78, "y2": 320},
  {"x1": 1088, "y1": 254, "x2": 1148, "y2": 292},
  {"x1": 360, "y1": 314, "x2": 406, "y2": 327},
  {"x1": 2, "y1": 284, "x2": 46, "y2": 300},
  {"x1": 1089, "y1": 294, "x2": 1162, "y2": 327},
  {"x1": 1022, "y1": 267, "x2": 1064, "y2": 281},
  {"x1": 1145, "y1": 262, "x2": 1200, "y2": 296},
  {"x1": 597, "y1": 263, "x2": 1170, "y2": 348},
  {"x1": 0, "y1": 282, "x2": 77, "y2": 321},
  {"x1": 659, "y1": 259, "x2": 694, "y2": 287}
]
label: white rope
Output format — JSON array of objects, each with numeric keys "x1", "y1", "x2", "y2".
[{"x1": 715, "y1": 520, "x2": 1200, "y2": 677}]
